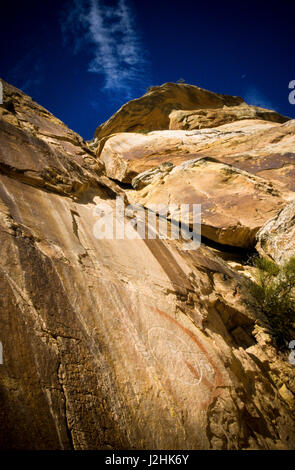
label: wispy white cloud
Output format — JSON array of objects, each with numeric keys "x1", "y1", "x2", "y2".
[
  {"x1": 244, "y1": 87, "x2": 274, "y2": 110},
  {"x1": 61, "y1": 0, "x2": 148, "y2": 96}
]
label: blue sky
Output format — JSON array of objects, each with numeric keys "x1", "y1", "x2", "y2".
[{"x1": 1, "y1": 0, "x2": 295, "y2": 140}]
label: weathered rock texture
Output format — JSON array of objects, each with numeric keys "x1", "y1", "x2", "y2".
[
  {"x1": 0, "y1": 80, "x2": 295, "y2": 450},
  {"x1": 169, "y1": 103, "x2": 288, "y2": 131},
  {"x1": 99, "y1": 120, "x2": 295, "y2": 201},
  {"x1": 0, "y1": 81, "x2": 108, "y2": 196},
  {"x1": 127, "y1": 157, "x2": 285, "y2": 248},
  {"x1": 94, "y1": 82, "x2": 245, "y2": 141},
  {"x1": 98, "y1": 122, "x2": 272, "y2": 182},
  {"x1": 256, "y1": 199, "x2": 295, "y2": 264},
  {"x1": 94, "y1": 83, "x2": 288, "y2": 145}
]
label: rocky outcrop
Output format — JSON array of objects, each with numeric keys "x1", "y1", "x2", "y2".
[
  {"x1": 256, "y1": 199, "x2": 295, "y2": 263},
  {"x1": 99, "y1": 129, "x2": 214, "y2": 183},
  {"x1": 98, "y1": 122, "x2": 274, "y2": 183},
  {"x1": 94, "y1": 82, "x2": 245, "y2": 141},
  {"x1": 127, "y1": 157, "x2": 285, "y2": 248},
  {"x1": 99, "y1": 120, "x2": 295, "y2": 199},
  {"x1": 1, "y1": 80, "x2": 295, "y2": 450},
  {"x1": 169, "y1": 103, "x2": 288, "y2": 131},
  {"x1": 94, "y1": 82, "x2": 288, "y2": 149},
  {"x1": 195, "y1": 119, "x2": 295, "y2": 198},
  {"x1": 0, "y1": 81, "x2": 109, "y2": 197}
]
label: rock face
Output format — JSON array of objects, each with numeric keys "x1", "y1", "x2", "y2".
[
  {"x1": 127, "y1": 157, "x2": 285, "y2": 248},
  {"x1": 99, "y1": 120, "x2": 295, "y2": 199},
  {"x1": 169, "y1": 104, "x2": 288, "y2": 131},
  {"x1": 98, "y1": 122, "x2": 274, "y2": 183},
  {"x1": 94, "y1": 82, "x2": 288, "y2": 144},
  {"x1": 256, "y1": 199, "x2": 295, "y2": 263},
  {"x1": 193, "y1": 119, "x2": 295, "y2": 198},
  {"x1": 1, "y1": 80, "x2": 295, "y2": 450},
  {"x1": 0, "y1": 81, "x2": 107, "y2": 196},
  {"x1": 94, "y1": 82, "x2": 245, "y2": 141}
]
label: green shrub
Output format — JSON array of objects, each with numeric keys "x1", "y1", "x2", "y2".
[{"x1": 250, "y1": 256, "x2": 295, "y2": 349}]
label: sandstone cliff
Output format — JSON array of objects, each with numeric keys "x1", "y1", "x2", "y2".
[
  {"x1": 0, "y1": 80, "x2": 295, "y2": 450},
  {"x1": 94, "y1": 82, "x2": 288, "y2": 143},
  {"x1": 94, "y1": 82, "x2": 245, "y2": 140}
]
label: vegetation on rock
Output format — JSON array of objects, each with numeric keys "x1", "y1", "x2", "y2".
[{"x1": 250, "y1": 256, "x2": 295, "y2": 348}]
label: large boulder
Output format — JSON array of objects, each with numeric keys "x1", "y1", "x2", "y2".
[
  {"x1": 1, "y1": 81, "x2": 295, "y2": 450},
  {"x1": 256, "y1": 199, "x2": 295, "y2": 263},
  {"x1": 127, "y1": 157, "x2": 285, "y2": 248}
]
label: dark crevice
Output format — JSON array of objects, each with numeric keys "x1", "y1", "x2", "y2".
[
  {"x1": 70, "y1": 210, "x2": 80, "y2": 241},
  {"x1": 1, "y1": 99, "x2": 16, "y2": 113},
  {"x1": 201, "y1": 234, "x2": 257, "y2": 263},
  {"x1": 109, "y1": 177, "x2": 133, "y2": 190}
]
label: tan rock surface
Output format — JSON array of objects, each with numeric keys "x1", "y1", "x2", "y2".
[
  {"x1": 127, "y1": 157, "x2": 285, "y2": 248},
  {"x1": 94, "y1": 82, "x2": 245, "y2": 140},
  {"x1": 99, "y1": 122, "x2": 275, "y2": 183},
  {"x1": 199, "y1": 119, "x2": 295, "y2": 197},
  {"x1": 94, "y1": 82, "x2": 288, "y2": 145},
  {"x1": 99, "y1": 120, "x2": 295, "y2": 198},
  {"x1": 169, "y1": 103, "x2": 288, "y2": 131},
  {"x1": 256, "y1": 199, "x2": 295, "y2": 263},
  {"x1": 0, "y1": 80, "x2": 106, "y2": 196},
  {"x1": 0, "y1": 81, "x2": 295, "y2": 450}
]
